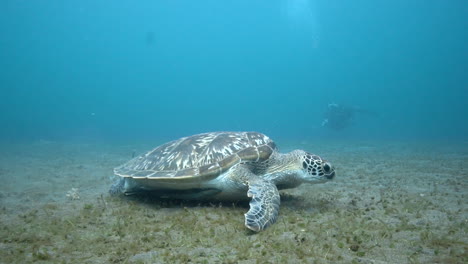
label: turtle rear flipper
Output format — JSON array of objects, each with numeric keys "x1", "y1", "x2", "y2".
[
  {"x1": 245, "y1": 179, "x2": 280, "y2": 232},
  {"x1": 109, "y1": 178, "x2": 125, "y2": 195}
]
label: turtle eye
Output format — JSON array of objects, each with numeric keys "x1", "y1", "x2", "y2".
[
  {"x1": 302, "y1": 161, "x2": 308, "y2": 169},
  {"x1": 323, "y1": 163, "x2": 331, "y2": 172}
]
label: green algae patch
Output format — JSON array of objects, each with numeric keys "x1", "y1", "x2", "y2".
[
  {"x1": 0, "y1": 141, "x2": 467, "y2": 263},
  {"x1": 0, "y1": 190, "x2": 466, "y2": 264}
]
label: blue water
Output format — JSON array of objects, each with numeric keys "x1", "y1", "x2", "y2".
[{"x1": 1, "y1": 0, "x2": 467, "y2": 143}]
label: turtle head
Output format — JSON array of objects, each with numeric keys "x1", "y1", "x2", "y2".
[{"x1": 300, "y1": 152, "x2": 335, "y2": 182}]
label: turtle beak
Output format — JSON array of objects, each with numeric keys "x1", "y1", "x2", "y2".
[{"x1": 323, "y1": 162, "x2": 335, "y2": 180}]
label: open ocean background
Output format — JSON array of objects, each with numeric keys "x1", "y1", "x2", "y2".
[{"x1": 1, "y1": 0, "x2": 467, "y2": 143}]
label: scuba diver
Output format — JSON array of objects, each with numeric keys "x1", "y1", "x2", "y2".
[{"x1": 321, "y1": 103, "x2": 377, "y2": 131}]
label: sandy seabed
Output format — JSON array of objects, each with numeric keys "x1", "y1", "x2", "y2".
[{"x1": 0, "y1": 139, "x2": 466, "y2": 264}]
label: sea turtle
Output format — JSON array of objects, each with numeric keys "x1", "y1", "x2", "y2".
[{"x1": 110, "y1": 131, "x2": 335, "y2": 231}]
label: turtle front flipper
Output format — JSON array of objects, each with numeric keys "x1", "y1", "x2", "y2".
[{"x1": 245, "y1": 180, "x2": 280, "y2": 232}]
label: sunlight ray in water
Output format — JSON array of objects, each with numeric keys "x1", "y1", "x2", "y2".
[{"x1": 282, "y1": 0, "x2": 320, "y2": 48}]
